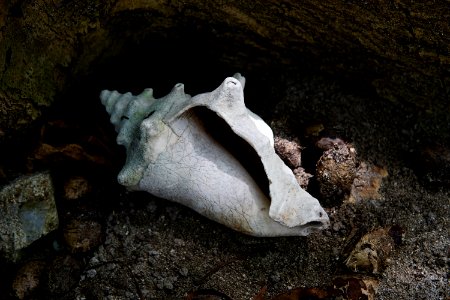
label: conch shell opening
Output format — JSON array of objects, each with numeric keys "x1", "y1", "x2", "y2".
[{"x1": 190, "y1": 106, "x2": 271, "y2": 200}]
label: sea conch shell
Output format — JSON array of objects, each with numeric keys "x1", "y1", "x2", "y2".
[{"x1": 100, "y1": 74, "x2": 329, "y2": 236}]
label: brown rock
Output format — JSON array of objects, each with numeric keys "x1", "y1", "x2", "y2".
[
  {"x1": 316, "y1": 140, "x2": 357, "y2": 199},
  {"x1": 331, "y1": 276, "x2": 379, "y2": 300},
  {"x1": 274, "y1": 136, "x2": 302, "y2": 168},
  {"x1": 63, "y1": 219, "x2": 102, "y2": 253},
  {"x1": 63, "y1": 176, "x2": 92, "y2": 200},
  {"x1": 344, "y1": 228, "x2": 394, "y2": 274},
  {"x1": 347, "y1": 162, "x2": 388, "y2": 203},
  {"x1": 12, "y1": 260, "x2": 47, "y2": 299},
  {"x1": 293, "y1": 167, "x2": 313, "y2": 189}
]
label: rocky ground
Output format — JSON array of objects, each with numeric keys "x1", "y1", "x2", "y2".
[{"x1": 0, "y1": 70, "x2": 449, "y2": 299}]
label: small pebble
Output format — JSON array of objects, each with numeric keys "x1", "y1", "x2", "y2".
[
  {"x1": 89, "y1": 256, "x2": 100, "y2": 265},
  {"x1": 164, "y1": 279, "x2": 174, "y2": 290},
  {"x1": 86, "y1": 269, "x2": 97, "y2": 278}
]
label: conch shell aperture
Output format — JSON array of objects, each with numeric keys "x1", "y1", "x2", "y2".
[{"x1": 101, "y1": 74, "x2": 329, "y2": 237}]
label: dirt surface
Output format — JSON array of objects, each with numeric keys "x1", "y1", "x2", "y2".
[{"x1": 1, "y1": 71, "x2": 449, "y2": 300}]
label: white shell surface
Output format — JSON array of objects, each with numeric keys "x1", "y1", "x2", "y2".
[{"x1": 101, "y1": 74, "x2": 329, "y2": 236}]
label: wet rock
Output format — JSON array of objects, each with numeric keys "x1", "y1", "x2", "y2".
[
  {"x1": 316, "y1": 138, "x2": 358, "y2": 200},
  {"x1": 344, "y1": 228, "x2": 395, "y2": 274},
  {"x1": 0, "y1": 172, "x2": 59, "y2": 261},
  {"x1": 347, "y1": 162, "x2": 388, "y2": 203},
  {"x1": 12, "y1": 260, "x2": 47, "y2": 299},
  {"x1": 63, "y1": 219, "x2": 102, "y2": 253}
]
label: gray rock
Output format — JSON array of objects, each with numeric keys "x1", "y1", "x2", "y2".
[{"x1": 0, "y1": 172, "x2": 59, "y2": 261}]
